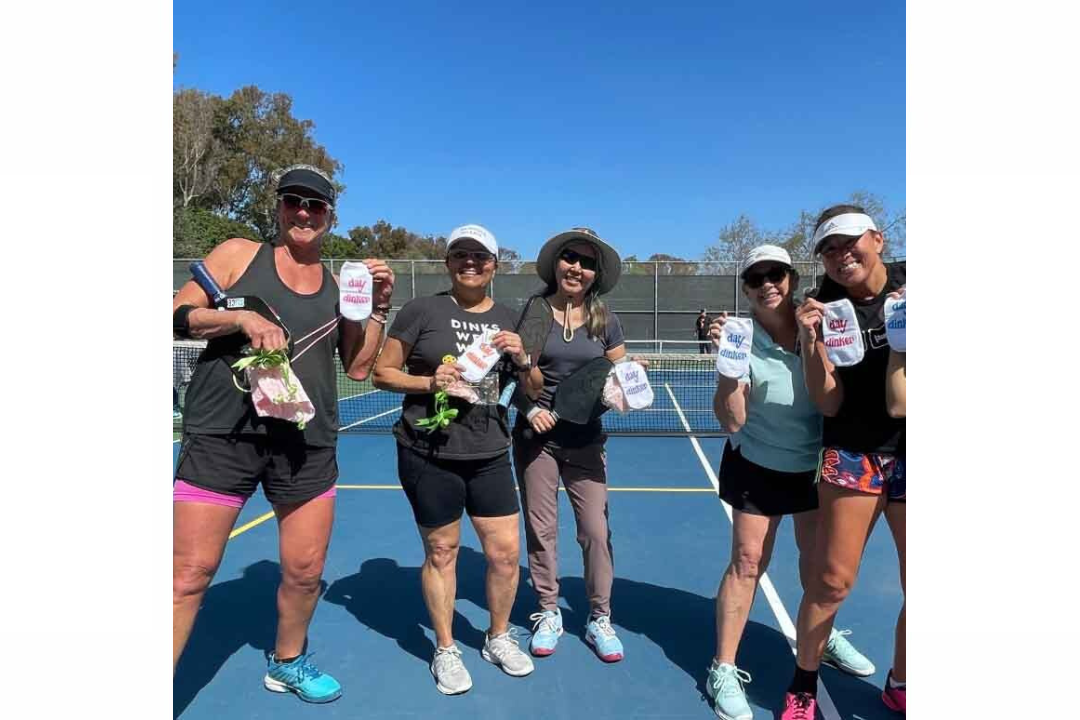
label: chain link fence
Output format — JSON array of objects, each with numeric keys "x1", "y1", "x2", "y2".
[{"x1": 174, "y1": 258, "x2": 831, "y2": 343}]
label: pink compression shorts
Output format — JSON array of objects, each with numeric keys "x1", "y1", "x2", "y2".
[{"x1": 173, "y1": 479, "x2": 336, "y2": 508}]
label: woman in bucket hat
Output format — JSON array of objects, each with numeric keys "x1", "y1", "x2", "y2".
[{"x1": 513, "y1": 227, "x2": 630, "y2": 663}]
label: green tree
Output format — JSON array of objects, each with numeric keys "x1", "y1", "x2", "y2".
[
  {"x1": 209, "y1": 86, "x2": 344, "y2": 241},
  {"x1": 173, "y1": 207, "x2": 261, "y2": 258},
  {"x1": 173, "y1": 88, "x2": 221, "y2": 209},
  {"x1": 320, "y1": 232, "x2": 358, "y2": 259},
  {"x1": 705, "y1": 214, "x2": 768, "y2": 262}
]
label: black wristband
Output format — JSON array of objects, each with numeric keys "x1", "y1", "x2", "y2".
[{"x1": 173, "y1": 304, "x2": 198, "y2": 338}]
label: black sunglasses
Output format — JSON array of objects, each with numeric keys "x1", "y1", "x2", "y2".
[
  {"x1": 559, "y1": 249, "x2": 599, "y2": 272},
  {"x1": 743, "y1": 266, "x2": 789, "y2": 289},
  {"x1": 279, "y1": 192, "x2": 333, "y2": 214},
  {"x1": 819, "y1": 235, "x2": 860, "y2": 258},
  {"x1": 448, "y1": 249, "x2": 495, "y2": 263}
]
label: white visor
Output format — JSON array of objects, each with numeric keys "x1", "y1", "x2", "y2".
[{"x1": 812, "y1": 213, "x2": 878, "y2": 252}]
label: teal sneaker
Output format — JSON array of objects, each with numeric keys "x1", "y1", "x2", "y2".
[
  {"x1": 528, "y1": 609, "x2": 563, "y2": 657},
  {"x1": 823, "y1": 628, "x2": 876, "y2": 677},
  {"x1": 584, "y1": 615, "x2": 624, "y2": 663},
  {"x1": 706, "y1": 661, "x2": 753, "y2": 720},
  {"x1": 264, "y1": 652, "x2": 342, "y2": 703}
]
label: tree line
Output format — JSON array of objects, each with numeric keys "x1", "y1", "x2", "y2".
[{"x1": 173, "y1": 72, "x2": 904, "y2": 264}]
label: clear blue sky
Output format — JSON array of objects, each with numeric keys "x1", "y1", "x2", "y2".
[{"x1": 173, "y1": 1, "x2": 905, "y2": 260}]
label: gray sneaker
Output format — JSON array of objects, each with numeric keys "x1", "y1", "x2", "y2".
[
  {"x1": 482, "y1": 628, "x2": 535, "y2": 677},
  {"x1": 431, "y1": 645, "x2": 473, "y2": 695}
]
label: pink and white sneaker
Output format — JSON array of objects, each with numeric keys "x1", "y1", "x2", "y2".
[
  {"x1": 780, "y1": 691, "x2": 817, "y2": 720},
  {"x1": 881, "y1": 670, "x2": 906, "y2": 713}
]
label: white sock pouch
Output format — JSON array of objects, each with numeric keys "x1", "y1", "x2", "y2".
[
  {"x1": 715, "y1": 317, "x2": 753, "y2": 379},
  {"x1": 884, "y1": 291, "x2": 906, "y2": 352},
  {"x1": 614, "y1": 361, "x2": 654, "y2": 410},
  {"x1": 458, "y1": 328, "x2": 501, "y2": 383},
  {"x1": 822, "y1": 299, "x2": 865, "y2": 366},
  {"x1": 339, "y1": 261, "x2": 373, "y2": 321}
]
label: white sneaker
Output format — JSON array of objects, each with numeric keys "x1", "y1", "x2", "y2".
[
  {"x1": 431, "y1": 645, "x2": 472, "y2": 695},
  {"x1": 481, "y1": 628, "x2": 535, "y2": 677}
]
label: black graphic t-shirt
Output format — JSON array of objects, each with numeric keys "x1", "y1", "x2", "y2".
[
  {"x1": 388, "y1": 293, "x2": 518, "y2": 460},
  {"x1": 814, "y1": 262, "x2": 906, "y2": 454}
]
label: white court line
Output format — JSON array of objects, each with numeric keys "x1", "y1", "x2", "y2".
[
  {"x1": 339, "y1": 406, "x2": 400, "y2": 431},
  {"x1": 663, "y1": 383, "x2": 842, "y2": 720},
  {"x1": 338, "y1": 388, "x2": 381, "y2": 403}
]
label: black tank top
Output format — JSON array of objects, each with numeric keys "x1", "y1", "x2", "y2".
[{"x1": 182, "y1": 243, "x2": 341, "y2": 447}]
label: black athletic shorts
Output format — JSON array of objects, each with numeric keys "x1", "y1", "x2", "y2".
[
  {"x1": 175, "y1": 433, "x2": 338, "y2": 506},
  {"x1": 396, "y1": 445, "x2": 520, "y2": 529},
  {"x1": 717, "y1": 442, "x2": 818, "y2": 517}
]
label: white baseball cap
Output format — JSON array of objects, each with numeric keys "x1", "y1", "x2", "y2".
[
  {"x1": 447, "y1": 224, "x2": 498, "y2": 257},
  {"x1": 741, "y1": 244, "x2": 792, "y2": 277}
]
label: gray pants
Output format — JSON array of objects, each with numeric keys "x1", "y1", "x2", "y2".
[{"x1": 513, "y1": 433, "x2": 614, "y2": 618}]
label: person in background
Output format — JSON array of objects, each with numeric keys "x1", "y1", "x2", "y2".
[{"x1": 696, "y1": 308, "x2": 712, "y2": 353}]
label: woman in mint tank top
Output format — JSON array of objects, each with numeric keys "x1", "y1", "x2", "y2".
[{"x1": 704, "y1": 245, "x2": 874, "y2": 720}]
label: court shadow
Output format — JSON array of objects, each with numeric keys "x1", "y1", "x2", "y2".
[
  {"x1": 174, "y1": 560, "x2": 304, "y2": 718},
  {"x1": 324, "y1": 548, "x2": 535, "y2": 664},
  {"x1": 560, "y1": 575, "x2": 797, "y2": 714},
  {"x1": 818, "y1": 664, "x2": 899, "y2": 720}
]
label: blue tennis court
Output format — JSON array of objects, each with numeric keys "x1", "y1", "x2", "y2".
[{"x1": 173, "y1": 426, "x2": 903, "y2": 719}]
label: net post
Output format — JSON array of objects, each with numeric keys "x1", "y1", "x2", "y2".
[{"x1": 653, "y1": 261, "x2": 659, "y2": 342}]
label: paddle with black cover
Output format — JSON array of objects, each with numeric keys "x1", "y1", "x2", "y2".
[
  {"x1": 516, "y1": 294, "x2": 554, "y2": 363},
  {"x1": 521, "y1": 355, "x2": 614, "y2": 440},
  {"x1": 497, "y1": 294, "x2": 555, "y2": 409},
  {"x1": 189, "y1": 260, "x2": 294, "y2": 356}
]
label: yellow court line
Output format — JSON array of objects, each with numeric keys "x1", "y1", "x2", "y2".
[
  {"x1": 229, "y1": 511, "x2": 275, "y2": 539},
  {"x1": 334, "y1": 484, "x2": 713, "y2": 493}
]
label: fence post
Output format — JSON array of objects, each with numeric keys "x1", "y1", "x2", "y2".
[
  {"x1": 653, "y1": 262, "x2": 659, "y2": 341},
  {"x1": 410, "y1": 261, "x2": 416, "y2": 300},
  {"x1": 734, "y1": 260, "x2": 740, "y2": 317}
]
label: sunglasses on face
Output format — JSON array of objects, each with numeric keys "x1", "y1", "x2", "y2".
[
  {"x1": 819, "y1": 235, "x2": 860, "y2": 258},
  {"x1": 448, "y1": 249, "x2": 495, "y2": 263},
  {"x1": 279, "y1": 193, "x2": 333, "y2": 215},
  {"x1": 559, "y1": 249, "x2": 598, "y2": 272},
  {"x1": 743, "y1": 267, "x2": 789, "y2": 289}
]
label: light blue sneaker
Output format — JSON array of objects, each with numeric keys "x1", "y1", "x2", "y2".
[
  {"x1": 706, "y1": 661, "x2": 753, "y2": 720},
  {"x1": 584, "y1": 615, "x2": 624, "y2": 663},
  {"x1": 264, "y1": 652, "x2": 342, "y2": 703},
  {"x1": 528, "y1": 609, "x2": 563, "y2": 656},
  {"x1": 823, "y1": 628, "x2": 876, "y2": 677}
]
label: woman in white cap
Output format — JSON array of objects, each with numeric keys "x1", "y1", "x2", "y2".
[
  {"x1": 372, "y1": 224, "x2": 535, "y2": 695},
  {"x1": 704, "y1": 245, "x2": 874, "y2": 720},
  {"x1": 172, "y1": 164, "x2": 395, "y2": 703},
  {"x1": 513, "y1": 227, "x2": 629, "y2": 663},
  {"x1": 780, "y1": 205, "x2": 906, "y2": 719}
]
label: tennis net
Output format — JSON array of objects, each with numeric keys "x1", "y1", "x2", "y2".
[{"x1": 173, "y1": 341, "x2": 723, "y2": 436}]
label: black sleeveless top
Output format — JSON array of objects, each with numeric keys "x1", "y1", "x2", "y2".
[{"x1": 182, "y1": 243, "x2": 341, "y2": 447}]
